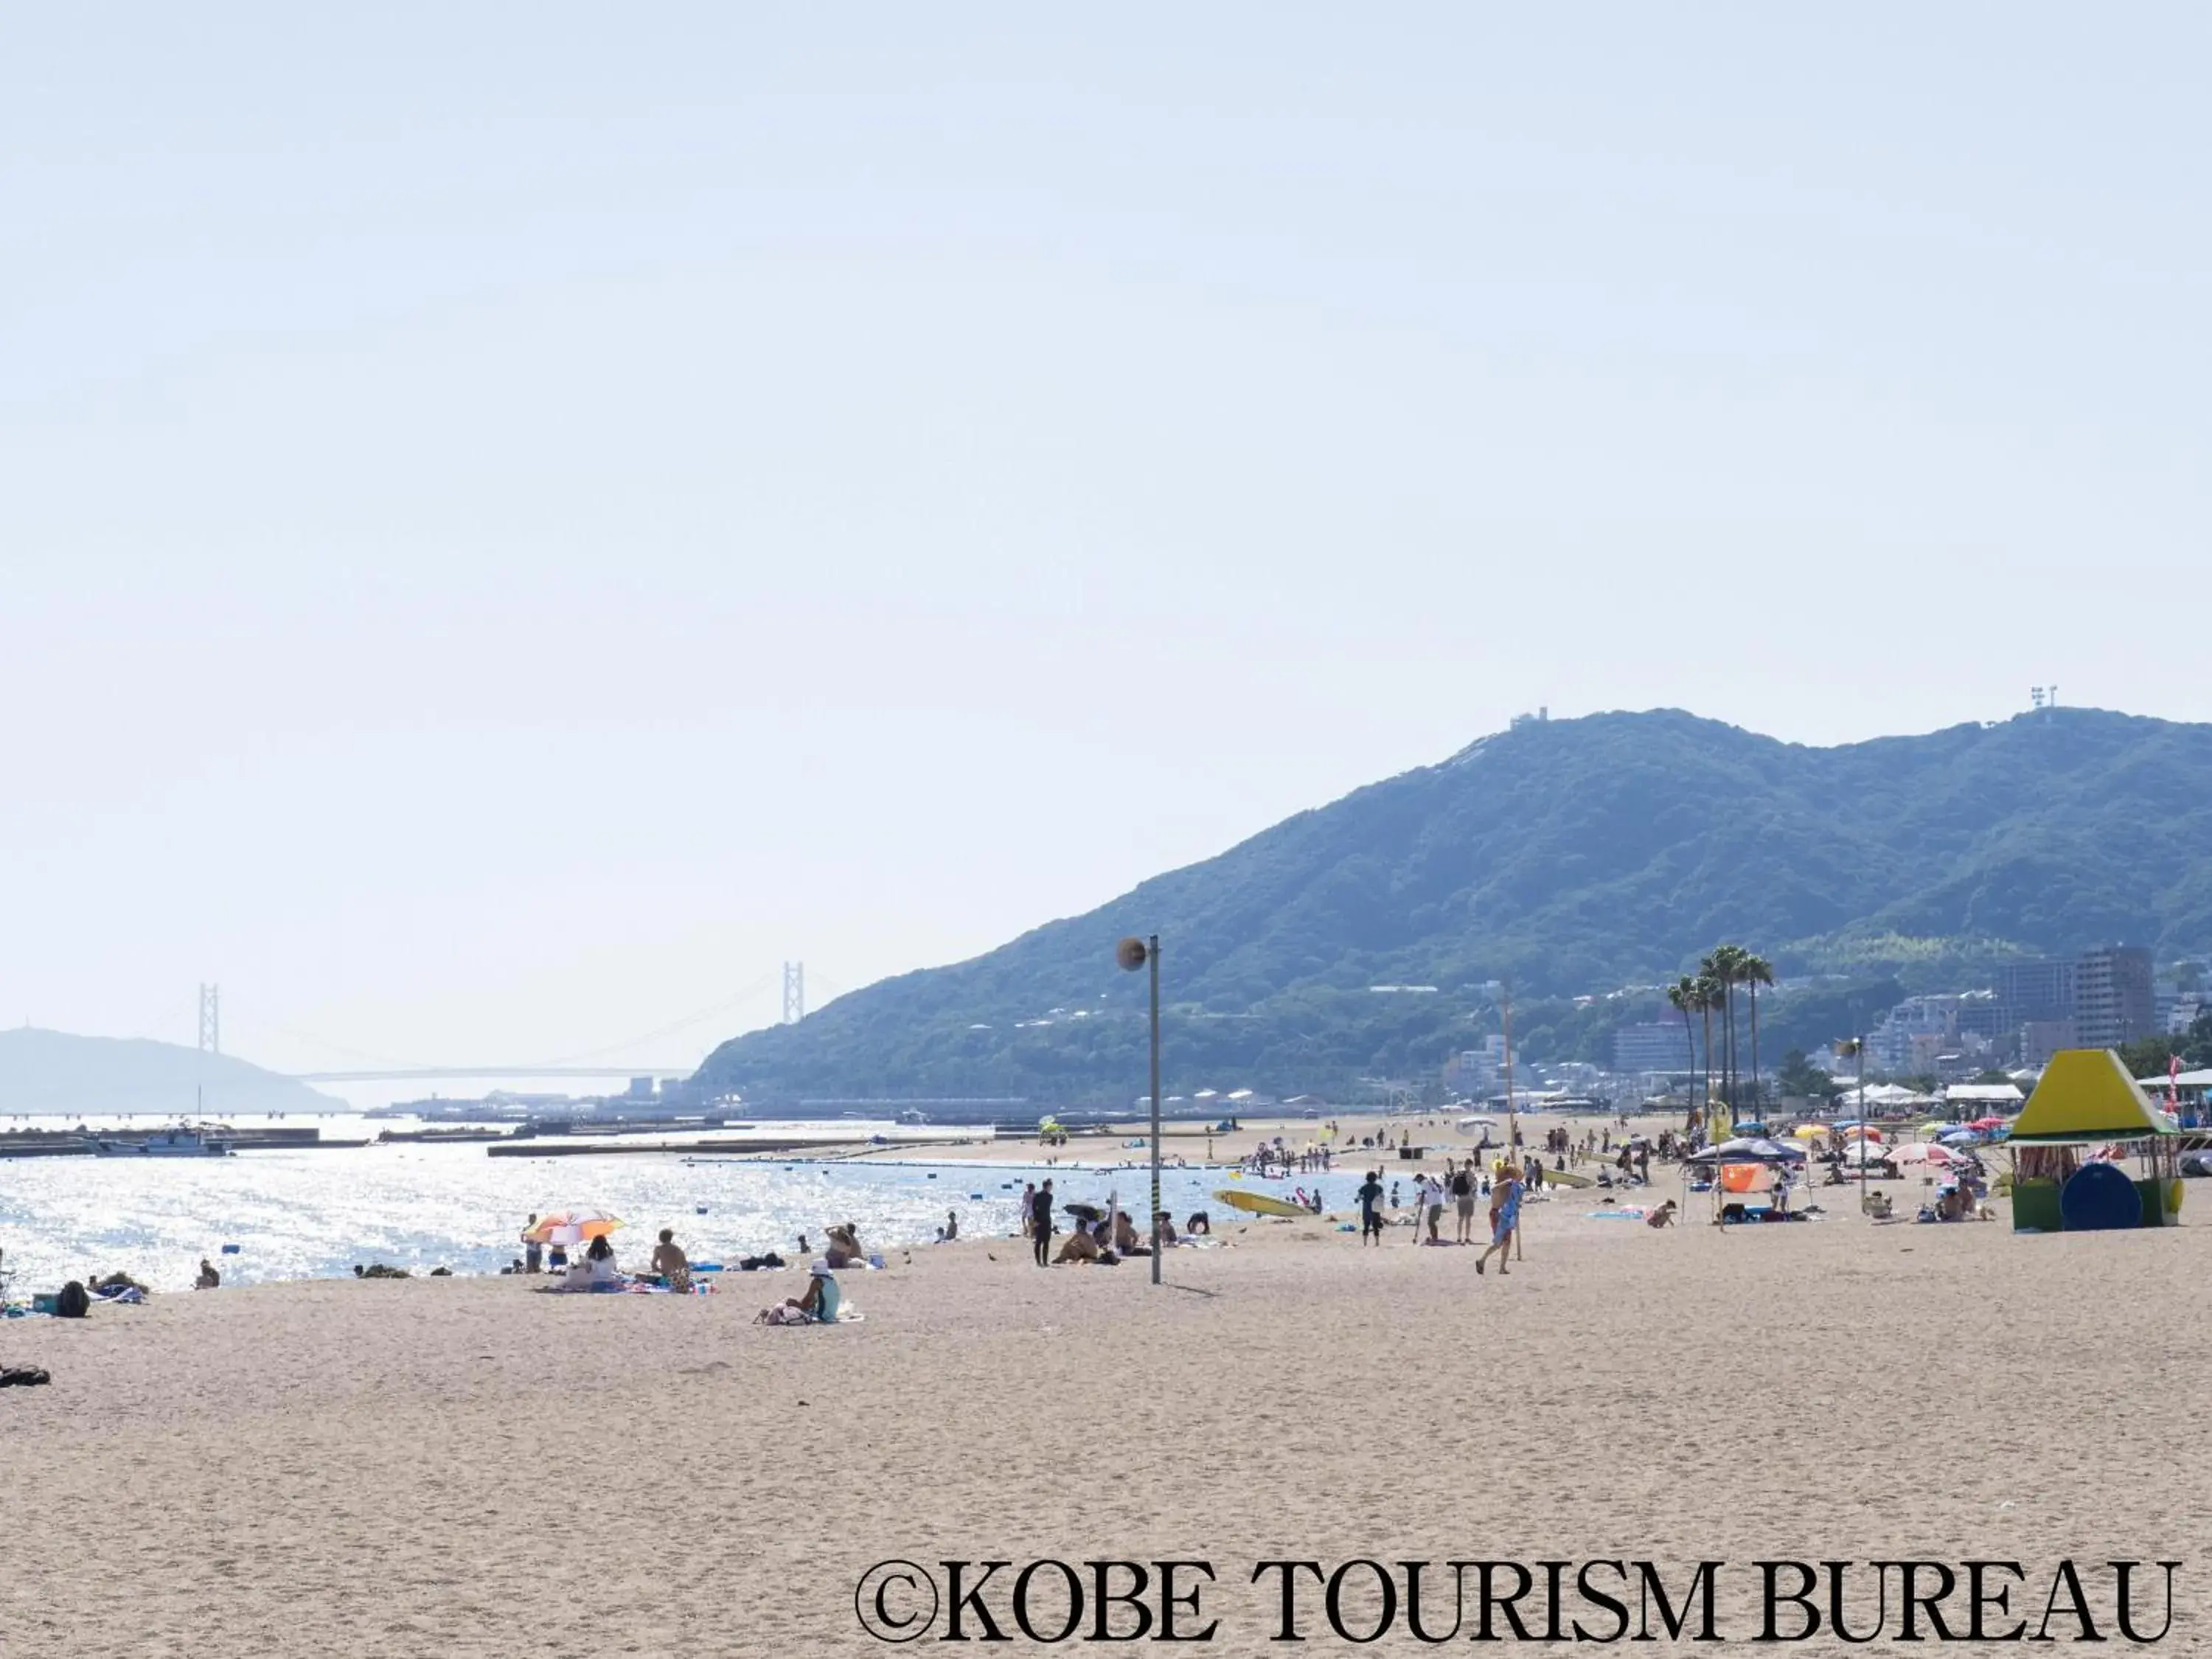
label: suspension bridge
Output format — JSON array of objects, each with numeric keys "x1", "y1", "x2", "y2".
[{"x1": 184, "y1": 961, "x2": 841, "y2": 1085}]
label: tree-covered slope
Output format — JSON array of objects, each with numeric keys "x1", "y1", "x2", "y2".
[{"x1": 696, "y1": 707, "x2": 2212, "y2": 1102}]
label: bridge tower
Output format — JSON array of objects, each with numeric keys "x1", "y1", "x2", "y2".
[
  {"x1": 198, "y1": 984, "x2": 220, "y2": 1054},
  {"x1": 782, "y1": 961, "x2": 805, "y2": 1025}
]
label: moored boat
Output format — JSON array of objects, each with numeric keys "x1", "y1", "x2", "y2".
[{"x1": 91, "y1": 1125, "x2": 234, "y2": 1158}]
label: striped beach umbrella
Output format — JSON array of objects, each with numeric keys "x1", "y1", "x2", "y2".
[{"x1": 524, "y1": 1210, "x2": 625, "y2": 1245}]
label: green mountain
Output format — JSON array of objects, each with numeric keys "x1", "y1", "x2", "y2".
[
  {"x1": 696, "y1": 707, "x2": 2212, "y2": 1104},
  {"x1": 0, "y1": 1028, "x2": 345, "y2": 1118}
]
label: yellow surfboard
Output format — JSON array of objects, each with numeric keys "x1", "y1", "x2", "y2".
[
  {"x1": 1533, "y1": 1166, "x2": 1595, "y2": 1189},
  {"x1": 1213, "y1": 1187, "x2": 1313, "y2": 1219}
]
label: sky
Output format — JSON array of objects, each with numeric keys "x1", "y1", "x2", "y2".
[{"x1": 1, "y1": 4, "x2": 2205, "y2": 1075}]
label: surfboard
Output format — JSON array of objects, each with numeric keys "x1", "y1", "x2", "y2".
[
  {"x1": 1533, "y1": 1166, "x2": 1596, "y2": 1189},
  {"x1": 1213, "y1": 1188, "x2": 1314, "y2": 1219}
]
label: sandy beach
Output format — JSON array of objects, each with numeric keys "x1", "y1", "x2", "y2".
[{"x1": 4, "y1": 1161, "x2": 2206, "y2": 1657}]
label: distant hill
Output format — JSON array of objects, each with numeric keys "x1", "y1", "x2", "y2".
[
  {"x1": 695, "y1": 707, "x2": 2212, "y2": 1103},
  {"x1": 0, "y1": 1029, "x2": 344, "y2": 1118}
]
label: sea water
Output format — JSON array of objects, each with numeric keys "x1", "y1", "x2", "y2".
[{"x1": 0, "y1": 1120, "x2": 1373, "y2": 1294}]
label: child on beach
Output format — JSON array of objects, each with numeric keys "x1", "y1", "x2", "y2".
[{"x1": 1357, "y1": 1170, "x2": 1385, "y2": 1245}]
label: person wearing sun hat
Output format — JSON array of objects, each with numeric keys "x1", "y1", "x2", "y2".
[{"x1": 801, "y1": 1258, "x2": 841, "y2": 1322}]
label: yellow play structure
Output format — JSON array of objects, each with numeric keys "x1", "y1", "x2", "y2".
[{"x1": 2008, "y1": 1049, "x2": 2183, "y2": 1232}]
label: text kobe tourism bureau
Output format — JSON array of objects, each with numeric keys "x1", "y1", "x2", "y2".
[{"x1": 854, "y1": 1557, "x2": 2182, "y2": 1644}]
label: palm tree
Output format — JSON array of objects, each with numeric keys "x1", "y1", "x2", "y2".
[
  {"x1": 1695, "y1": 971, "x2": 1723, "y2": 1128},
  {"x1": 1667, "y1": 975, "x2": 1701, "y2": 1114},
  {"x1": 1701, "y1": 946, "x2": 1745, "y2": 1117},
  {"x1": 1741, "y1": 952, "x2": 1775, "y2": 1110}
]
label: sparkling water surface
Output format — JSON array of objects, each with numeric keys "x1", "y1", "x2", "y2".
[{"x1": 0, "y1": 1117, "x2": 1372, "y2": 1294}]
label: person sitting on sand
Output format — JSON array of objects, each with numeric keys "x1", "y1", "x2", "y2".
[
  {"x1": 1646, "y1": 1200, "x2": 1678, "y2": 1230},
  {"x1": 1112, "y1": 1209, "x2": 1143, "y2": 1254},
  {"x1": 757, "y1": 1260, "x2": 841, "y2": 1324},
  {"x1": 800, "y1": 1259, "x2": 840, "y2": 1320},
  {"x1": 651, "y1": 1228, "x2": 691, "y2": 1292},
  {"x1": 943, "y1": 1210, "x2": 959, "y2": 1242},
  {"x1": 1186, "y1": 1211, "x2": 1209, "y2": 1236},
  {"x1": 824, "y1": 1224, "x2": 863, "y2": 1269},
  {"x1": 1155, "y1": 1211, "x2": 1177, "y2": 1246},
  {"x1": 1054, "y1": 1228, "x2": 1101, "y2": 1265},
  {"x1": 580, "y1": 1234, "x2": 620, "y2": 1287},
  {"x1": 195, "y1": 1257, "x2": 220, "y2": 1290}
]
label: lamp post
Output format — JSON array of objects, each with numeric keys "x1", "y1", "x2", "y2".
[
  {"x1": 1837, "y1": 1036, "x2": 1866, "y2": 1211},
  {"x1": 1117, "y1": 933, "x2": 1163, "y2": 1285}
]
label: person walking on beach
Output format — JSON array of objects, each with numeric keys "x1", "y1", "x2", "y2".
[
  {"x1": 522, "y1": 1214, "x2": 542, "y2": 1274},
  {"x1": 1357, "y1": 1169, "x2": 1384, "y2": 1245},
  {"x1": 1030, "y1": 1180, "x2": 1055, "y2": 1267},
  {"x1": 1475, "y1": 1164, "x2": 1521, "y2": 1276},
  {"x1": 1450, "y1": 1161, "x2": 1478, "y2": 1244}
]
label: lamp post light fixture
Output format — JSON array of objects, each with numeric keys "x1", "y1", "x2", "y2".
[{"x1": 1117, "y1": 933, "x2": 1163, "y2": 1286}]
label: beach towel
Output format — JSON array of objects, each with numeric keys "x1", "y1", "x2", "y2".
[{"x1": 1492, "y1": 1194, "x2": 1520, "y2": 1245}]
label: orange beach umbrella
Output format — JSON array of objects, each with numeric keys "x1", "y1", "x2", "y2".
[{"x1": 524, "y1": 1210, "x2": 624, "y2": 1245}]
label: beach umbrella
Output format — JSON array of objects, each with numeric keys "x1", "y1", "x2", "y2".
[
  {"x1": 1838, "y1": 1142, "x2": 1893, "y2": 1166},
  {"x1": 1790, "y1": 1125, "x2": 1827, "y2": 1141},
  {"x1": 1968, "y1": 1116, "x2": 2008, "y2": 1130},
  {"x1": 524, "y1": 1209, "x2": 624, "y2": 1245},
  {"x1": 1686, "y1": 1136, "x2": 1804, "y2": 1165},
  {"x1": 1891, "y1": 1142, "x2": 1957, "y2": 1166}
]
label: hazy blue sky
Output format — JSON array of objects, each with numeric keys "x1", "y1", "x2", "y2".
[{"x1": 3, "y1": 5, "x2": 2204, "y2": 1072}]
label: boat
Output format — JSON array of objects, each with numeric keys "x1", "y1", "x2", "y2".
[{"x1": 91, "y1": 1125, "x2": 234, "y2": 1158}]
